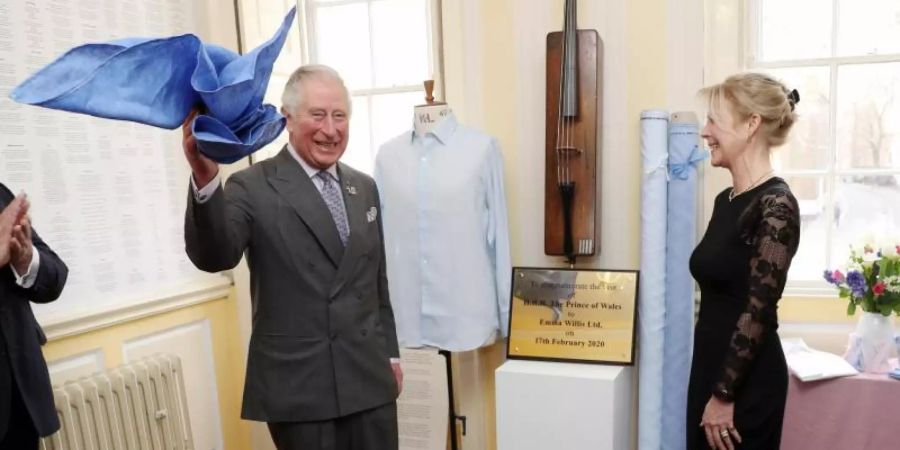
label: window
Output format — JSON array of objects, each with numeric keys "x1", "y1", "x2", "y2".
[
  {"x1": 299, "y1": 0, "x2": 441, "y2": 174},
  {"x1": 746, "y1": 0, "x2": 900, "y2": 291}
]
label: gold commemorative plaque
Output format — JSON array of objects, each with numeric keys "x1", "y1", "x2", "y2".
[{"x1": 506, "y1": 267, "x2": 639, "y2": 365}]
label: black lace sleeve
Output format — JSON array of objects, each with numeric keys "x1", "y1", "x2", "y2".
[{"x1": 713, "y1": 189, "x2": 801, "y2": 401}]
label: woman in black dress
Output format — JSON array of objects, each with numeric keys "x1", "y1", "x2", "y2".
[{"x1": 687, "y1": 73, "x2": 801, "y2": 450}]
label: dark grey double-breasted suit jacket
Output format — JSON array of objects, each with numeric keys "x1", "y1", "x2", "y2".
[{"x1": 184, "y1": 147, "x2": 400, "y2": 422}]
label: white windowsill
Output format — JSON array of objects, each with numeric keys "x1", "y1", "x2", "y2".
[{"x1": 782, "y1": 282, "x2": 840, "y2": 299}]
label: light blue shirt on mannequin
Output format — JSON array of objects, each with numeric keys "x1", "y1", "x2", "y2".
[{"x1": 374, "y1": 113, "x2": 512, "y2": 352}]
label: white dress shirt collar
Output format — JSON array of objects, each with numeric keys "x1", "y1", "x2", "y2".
[
  {"x1": 411, "y1": 111, "x2": 459, "y2": 145},
  {"x1": 287, "y1": 142, "x2": 339, "y2": 181}
]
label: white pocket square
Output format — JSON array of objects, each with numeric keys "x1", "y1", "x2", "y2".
[{"x1": 366, "y1": 207, "x2": 377, "y2": 223}]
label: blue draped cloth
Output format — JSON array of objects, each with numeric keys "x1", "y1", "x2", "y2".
[
  {"x1": 10, "y1": 7, "x2": 297, "y2": 164},
  {"x1": 661, "y1": 122, "x2": 706, "y2": 450}
]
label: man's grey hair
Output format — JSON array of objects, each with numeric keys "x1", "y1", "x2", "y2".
[{"x1": 281, "y1": 64, "x2": 352, "y2": 116}]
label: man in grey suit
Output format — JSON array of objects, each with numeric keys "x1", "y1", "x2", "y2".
[{"x1": 182, "y1": 65, "x2": 402, "y2": 450}]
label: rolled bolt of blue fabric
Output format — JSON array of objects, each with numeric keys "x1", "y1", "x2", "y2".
[
  {"x1": 639, "y1": 109, "x2": 670, "y2": 450},
  {"x1": 661, "y1": 121, "x2": 704, "y2": 450},
  {"x1": 9, "y1": 7, "x2": 297, "y2": 164}
]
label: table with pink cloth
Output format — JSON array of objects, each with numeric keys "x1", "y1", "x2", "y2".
[{"x1": 781, "y1": 369, "x2": 900, "y2": 450}]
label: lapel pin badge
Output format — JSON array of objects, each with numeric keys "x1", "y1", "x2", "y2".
[{"x1": 346, "y1": 185, "x2": 357, "y2": 195}]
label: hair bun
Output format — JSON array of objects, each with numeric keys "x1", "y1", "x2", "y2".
[{"x1": 787, "y1": 89, "x2": 800, "y2": 110}]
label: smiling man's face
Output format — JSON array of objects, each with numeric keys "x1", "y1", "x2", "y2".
[{"x1": 284, "y1": 77, "x2": 350, "y2": 169}]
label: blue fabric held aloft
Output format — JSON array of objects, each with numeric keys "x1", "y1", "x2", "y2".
[{"x1": 10, "y1": 7, "x2": 297, "y2": 164}]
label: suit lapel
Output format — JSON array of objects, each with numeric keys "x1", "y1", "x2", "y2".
[
  {"x1": 330, "y1": 163, "x2": 367, "y2": 297},
  {"x1": 267, "y1": 147, "x2": 343, "y2": 268}
]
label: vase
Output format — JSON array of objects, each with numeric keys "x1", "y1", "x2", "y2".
[{"x1": 854, "y1": 311, "x2": 896, "y2": 373}]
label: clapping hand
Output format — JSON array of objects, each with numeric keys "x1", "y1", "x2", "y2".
[
  {"x1": 9, "y1": 211, "x2": 34, "y2": 275},
  {"x1": 0, "y1": 194, "x2": 29, "y2": 268}
]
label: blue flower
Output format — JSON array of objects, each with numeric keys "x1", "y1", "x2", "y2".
[
  {"x1": 823, "y1": 269, "x2": 835, "y2": 284},
  {"x1": 847, "y1": 271, "x2": 867, "y2": 297}
]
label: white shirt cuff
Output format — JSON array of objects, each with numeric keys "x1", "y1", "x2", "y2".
[
  {"x1": 12, "y1": 245, "x2": 40, "y2": 289},
  {"x1": 191, "y1": 172, "x2": 222, "y2": 204},
  {"x1": 390, "y1": 358, "x2": 400, "y2": 364}
]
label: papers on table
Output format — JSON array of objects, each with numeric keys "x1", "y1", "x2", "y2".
[{"x1": 782, "y1": 338, "x2": 859, "y2": 382}]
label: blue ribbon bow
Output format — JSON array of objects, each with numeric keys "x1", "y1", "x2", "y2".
[{"x1": 668, "y1": 145, "x2": 709, "y2": 180}]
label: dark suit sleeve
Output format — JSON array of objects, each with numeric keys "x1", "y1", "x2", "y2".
[
  {"x1": 0, "y1": 183, "x2": 68, "y2": 304},
  {"x1": 184, "y1": 174, "x2": 254, "y2": 272},
  {"x1": 19, "y1": 227, "x2": 68, "y2": 304},
  {"x1": 374, "y1": 184, "x2": 400, "y2": 359}
]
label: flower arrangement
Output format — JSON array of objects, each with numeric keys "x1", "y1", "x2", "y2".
[{"x1": 824, "y1": 240, "x2": 900, "y2": 316}]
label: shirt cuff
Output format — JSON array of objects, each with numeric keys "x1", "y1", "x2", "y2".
[
  {"x1": 390, "y1": 358, "x2": 401, "y2": 364},
  {"x1": 191, "y1": 172, "x2": 222, "y2": 204},
  {"x1": 12, "y1": 245, "x2": 40, "y2": 289}
]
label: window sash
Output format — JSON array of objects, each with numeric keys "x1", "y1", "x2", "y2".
[
  {"x1": 296, "y1": 0, "x2": 443, "y2": 173},
  {"x1": 300, "y1": 0, "x2": 442, "y2": 93},
  {"x1": 743, "y1": 0, "x2": 900, "y2": 290}
]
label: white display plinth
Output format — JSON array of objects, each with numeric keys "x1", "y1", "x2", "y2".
[{"x1": 495, "y1": 360, "x2": 632, "y2": 450}]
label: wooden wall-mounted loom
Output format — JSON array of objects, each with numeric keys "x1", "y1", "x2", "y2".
[{"x1": 544, "y1": 0, "x2": 601, "y2": 264}]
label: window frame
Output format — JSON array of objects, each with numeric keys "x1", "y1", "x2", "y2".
[
  {"x1": 296, "y1": 0, "x2": 444, "y2": 171},
  {"x1": 709, "y1": 0, "x2": 900, "y2": 296}
]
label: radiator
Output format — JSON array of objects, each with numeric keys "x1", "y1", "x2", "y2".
[{"x1": 40, "y1": 354, "x2": 194, "y2": 450}]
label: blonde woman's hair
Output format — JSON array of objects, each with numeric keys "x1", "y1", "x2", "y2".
[{"x1": 700, "y1": 72, "x2": 798, "y2": 147}]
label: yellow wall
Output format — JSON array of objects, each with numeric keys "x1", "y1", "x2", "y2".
[
  {"x1": 42, "y1": 293, "x2": 252, "y2": 450},
  {"x1": 781, "y1": 297, "x2": 854, "y2": 323}
]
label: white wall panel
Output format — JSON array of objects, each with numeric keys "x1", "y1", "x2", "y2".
[{"x1": 46, "y1": 350, "x2": 105, "y2": 386}]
